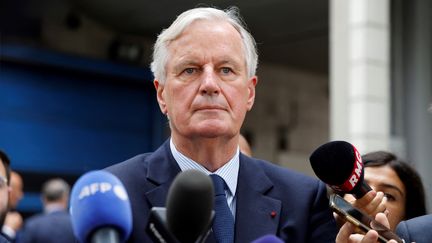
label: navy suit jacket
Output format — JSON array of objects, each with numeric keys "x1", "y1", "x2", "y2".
[
  {"x1": 16, "y1": 210, "x2": 76, "y2": 243},
  {"x1": 106, "y1": 140, "x2": 337, "y2": 242},
  {"x1": 0, "y1": 234, "x2": 10, "y2": 243},
  {"x1": 396, "y1": 214, "x2": 432, "y2": 243}
]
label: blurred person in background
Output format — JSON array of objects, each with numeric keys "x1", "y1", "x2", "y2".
[
  {"x1": 16, "y1": 178, "x2": 75, "y2": 243},
  {"x1": 7, "y1": 172, "x2": 23, "y2": 211},
  {"x1": 343, "y1": 151, "x2": 426, "y2": 230},
  {"x1": 2, "y1": 171, "x2": 24, "y2": 241},
  {"x1": 0, "y1": 150, "x2": 12, "y2": 242},
  {"x1": 396, "y1": 214, "x2": 432, "y2": 243}
]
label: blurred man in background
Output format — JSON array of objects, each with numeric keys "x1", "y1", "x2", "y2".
[
  {"x1": 0, "y1": 150, "x2": 12, "y2": 242},
  {"x1": 2, "y1": 171, "x2": 24, "y2": 240},
  {"x1": 239, "y1": 134, "x2": 252, "y2": 156},
  {"x1": 396, "y1": 214, "x2": 432, "y2": 243},
  {"x1": 16, "y1": 178, "x2": 75, "y2": 243},
  {"x1": 7, "y1": 172, "x2": 23, "y2": 212}
]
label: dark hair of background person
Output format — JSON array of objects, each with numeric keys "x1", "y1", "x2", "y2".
[
  {"x1": 0, "y1": 150, "x2": 11, "y2": 185},
  {"x1": 362, "y1": 151, "x2": 427, "y2": 220}
]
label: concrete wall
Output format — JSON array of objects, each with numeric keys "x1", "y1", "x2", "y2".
[{"x1": 244, "y1": 64, "x2": 329, "y2": 176}]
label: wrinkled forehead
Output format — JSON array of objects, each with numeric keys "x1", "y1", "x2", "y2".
[
  {"x1": 170, "y1": 19, "x2": 243, "y2": 46},
  {"x1": 166, "y1": 19, "x2": 246, "y2": 63}
]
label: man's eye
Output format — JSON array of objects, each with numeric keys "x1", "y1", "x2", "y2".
[
  {"x1": 221, "y1": 67, "x2": 232, "y2": 74},
  {"x1": 184, "y1": 68, "x2": 196, "y2": 74}
]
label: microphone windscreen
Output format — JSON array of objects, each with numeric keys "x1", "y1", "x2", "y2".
[
  {"x1": 309, "y1": 141, "x2": 367, "y2": 196},
  {"x1": 251, "y1": 235, "x2": 284, "y2": 243},
  {"x1": 70, "y1": 171, "x2": 132, "y2": 243},
  {"x1": 166, "y1": 170, "x2": 214, "y2": 243},
  {"x1": 309, "y1": 141, "x2": 356, "y2": 185}
]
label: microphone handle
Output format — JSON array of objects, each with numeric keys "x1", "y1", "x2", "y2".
[
  {"x1": 354, "y1": 183, "x2": 373, "y2": 199},
  {"x1": 91, "y1": 228, "x2": 120, "y2": 243}
]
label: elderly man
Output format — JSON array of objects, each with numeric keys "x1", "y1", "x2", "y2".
[{"x1": 106, "y1": 6, "x2": 337, "y2": 242}]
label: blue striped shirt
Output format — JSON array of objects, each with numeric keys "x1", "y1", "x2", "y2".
[{"x1": 169, "y1": 138, "x2": 239, "y2": 218}]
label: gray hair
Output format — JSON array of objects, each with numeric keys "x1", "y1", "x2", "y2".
[
  {"x1": 150, "y1": 7, "x2": 258, "y2": 84},
  {"x1": 42, "y1": 178, "x2": 70, "y2": 202}
]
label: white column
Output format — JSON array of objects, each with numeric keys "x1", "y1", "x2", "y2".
[{"x1": 330, "y1": 0, "x2": 390, "y2": 152}]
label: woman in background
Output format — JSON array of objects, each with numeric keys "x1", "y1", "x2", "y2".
[{"x1": 344, "y1": 151, "x2": 427, "y2": 230}]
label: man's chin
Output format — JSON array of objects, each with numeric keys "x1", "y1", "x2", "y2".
[
  {"x1": 190, "y1": 124, "x2": 230, "y2": 138},
  {"x1": 194, "y1": 129, "x2": 227, "y2": 138}
]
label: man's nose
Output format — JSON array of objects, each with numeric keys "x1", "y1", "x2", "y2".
[{"x1": 199, "y1": 68, "x2": 220, "y2": 95}]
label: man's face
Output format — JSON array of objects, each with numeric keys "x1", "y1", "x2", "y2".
[
  {"x1": 155, "y1": 20, "x2": 257, "y2": 140},
  {"x1": 0, "y1": 160, "x2": 9, "y2": 226},
  {"x1": 9, "y1": 172, "x2": 23, "y2": 208}
]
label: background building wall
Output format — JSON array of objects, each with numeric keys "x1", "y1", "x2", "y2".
[{"x1": 244, "y1": 64, "x2": 329, "y2": 176}]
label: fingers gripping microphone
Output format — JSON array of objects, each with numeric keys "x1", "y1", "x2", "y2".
[
  {"x1": 147, "y1": 170, "x2": 214, "y2": 243},
  {"x1": 309, "y1": 141, "x2": 372, "y2": 198},
  {"x1": 70, "y1": 171, "x2": 132, "y2": 243}
]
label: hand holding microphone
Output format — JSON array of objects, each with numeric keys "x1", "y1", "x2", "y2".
[
  {"x1": 309, "y1": 141, "x2": 387, "y2": 215},
  {"x1": 336, "y1": 212, "x2": 400, "y2": 243},
  {"x1": 70, "y1": 171, "x2": 132, "y2": 243}
]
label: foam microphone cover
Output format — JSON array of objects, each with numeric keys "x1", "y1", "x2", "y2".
[
  {"x1": 166, "y1": 170, "x2": 214, "y2": 243},
  {"x1": 70, "y1": 170, "x2": 132, "y2": 243},
  {"x1": 309, "y1": 141, "x2": 370, "y2": 197},
  {"x1": 251, "y1": 235, "x2": 284, "y2": 243}
]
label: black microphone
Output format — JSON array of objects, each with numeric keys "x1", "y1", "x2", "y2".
[
  {"x1": 147, "y1": 170, "x2": 214, "y2": 243},
  {"x1": 309, "y1": 141, "x2": 372, "y2": 198}
]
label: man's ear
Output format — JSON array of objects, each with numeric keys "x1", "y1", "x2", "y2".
[
  {"x1": 154, "y1": 80, "x2": 168, "y2": 114},
  {"x1": 246, "y1": 76, "x2": 258, "y2": 111}
]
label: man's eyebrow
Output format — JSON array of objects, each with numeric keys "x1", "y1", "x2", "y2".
[
  {"x1": 172, "y1": 60, "x2": 200, "y2": 72},
  {"x1": 216, "y1": 59, "x2": 243, "y2": 69},
  {"x1": 174, "y1": 60, "x2": 200, "y2": 67}
]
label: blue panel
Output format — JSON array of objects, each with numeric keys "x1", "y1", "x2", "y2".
[
  {"x1": 16, "y1": 192, "x2": 43, "y2": 213},
  {"x1": 1, "y1": 44, "x2": 154, "y2": 81},
  {"x1": 0, "y1": 47, "x2": 166, "y2": 176},
  {"x1": 0, "y1": 45, "x2": 167, "y2": 215}
]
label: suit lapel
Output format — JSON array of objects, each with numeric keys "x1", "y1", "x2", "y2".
[
  {"x1": 144, "y1": 140, "x2": 181, "y2": 207},
  {"x1": 142, "y1": 142, "x2": 281, "y2": 242},
  {"x1": 235, "y1": 155, "x2": 282, "y2": 242}
]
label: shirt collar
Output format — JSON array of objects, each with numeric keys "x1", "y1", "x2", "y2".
[
  {"x1": 45, "y1": 203, "x2": 66, "y2": 214},
  {"x1": 170, "y1": 138, "x2": 239, "y2": 196}
]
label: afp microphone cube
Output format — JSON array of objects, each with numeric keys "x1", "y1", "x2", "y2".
[{"x1": 70, "y1": 170, "x2": 132, "y2": 243}]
